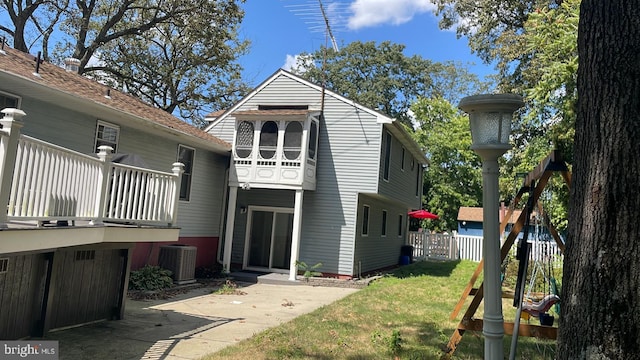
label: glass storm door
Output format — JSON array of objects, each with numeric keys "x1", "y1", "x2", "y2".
[{"x1": 247, "y1": 209, "x2": 293, "y2": 271}]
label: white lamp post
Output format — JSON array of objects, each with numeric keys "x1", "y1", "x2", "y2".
[{"x1": 459, "y1": 94, "x2": 524, "y2": 360}]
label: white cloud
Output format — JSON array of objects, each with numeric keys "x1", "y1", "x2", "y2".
[
  {"x1": 282, "y1": 54, "x2": 315, "y2": 74},
  {"x1": 347, "y1": 0, "x2": 436, "y2": 30},
  {"x1": 283, "y1": 54, "x2": 298, "y2": 71}
]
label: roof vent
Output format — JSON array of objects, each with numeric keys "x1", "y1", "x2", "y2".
[{"x1": 64, "y1": 58, "x2": 81, "y2": 72}]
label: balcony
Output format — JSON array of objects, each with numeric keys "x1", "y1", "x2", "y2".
[
  {"x1": 0, "y1": 108, "x2": 183, "y2": 252},
  {"x1": 230, "y1": 109, "x2": 320, "y2": 190}
]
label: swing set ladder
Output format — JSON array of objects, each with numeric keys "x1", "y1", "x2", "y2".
[{"x1": 443, "y1": 150, "x2": 570, "y2": 358}]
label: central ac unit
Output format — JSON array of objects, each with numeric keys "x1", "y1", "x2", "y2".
[{"x1": 158, "y1": 245, "x2": 197, "y2": 284}]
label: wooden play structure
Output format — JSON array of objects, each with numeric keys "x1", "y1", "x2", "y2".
[{"x1": 443, "y1": 150, "x2": 571, "y2": 357}]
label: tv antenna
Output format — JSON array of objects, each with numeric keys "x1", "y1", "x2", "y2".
[{"x1": 283, "y1": 0, "x2": 349, "y2": 51}]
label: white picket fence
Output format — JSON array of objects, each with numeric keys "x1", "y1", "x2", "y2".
[{"x1": 407, "y1": 232, "x2": 563, "y2": 263}]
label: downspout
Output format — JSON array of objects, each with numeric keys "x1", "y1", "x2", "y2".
[{"x1": 217, "y1": 161, "x2": 231, "y2": 264}]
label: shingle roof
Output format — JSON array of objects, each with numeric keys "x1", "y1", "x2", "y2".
[
  {"x1": 457, "y1": 206, "x2": 523, "y2": 224},
  {"x1": 205, "y1": 109, "x2": 226, "y2": 118},
  {"x1": 0, "y1": 46, "x2": 230, "y2": 151}
]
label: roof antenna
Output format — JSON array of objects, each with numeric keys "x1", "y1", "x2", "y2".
[
  {"x1": 0, "y1": 37, "x2": 6, "y2": 55},
  {"x1": 284, "y1": 0, "x2": 346, "y2": 52},
  {"x1": 318, "y1": 0, "x2": 339, "y2": 52},
  {"x1": 283, "y1": 0, "x2": 348, "y2": 114}
]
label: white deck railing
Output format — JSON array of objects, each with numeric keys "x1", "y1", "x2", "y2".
[
  {"x1": 0, "y1": 108, "x2": 183, "y2": 228},
  {"x1": 407, "y1": 232, "x2": 562, "y2": 263}
]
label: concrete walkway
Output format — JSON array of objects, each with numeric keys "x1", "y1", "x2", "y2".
[{"x1": 46, "y1": 282, "x2": 359, "y2": 360}]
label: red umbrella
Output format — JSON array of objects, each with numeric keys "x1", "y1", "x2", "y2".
[{"x1": 408, "y1": 209, "x2": 439, "y2": 220}]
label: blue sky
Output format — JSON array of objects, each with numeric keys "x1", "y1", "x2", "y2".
[{"x1": 238, "y1": 0, "x2": 495, "y2": 87}]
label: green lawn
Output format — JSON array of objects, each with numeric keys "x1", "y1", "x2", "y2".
[{"x1": 203, "y1": 260, "x2": 557, "y2": 360}]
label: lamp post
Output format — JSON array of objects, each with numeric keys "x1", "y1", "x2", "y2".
[{"x1": 459, "y1": 94, "x2": 524, "y2": 359}]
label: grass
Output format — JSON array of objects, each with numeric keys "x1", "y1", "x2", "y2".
[{"x1": 201, "y1": 260, "x2": 557, "y2": 360}]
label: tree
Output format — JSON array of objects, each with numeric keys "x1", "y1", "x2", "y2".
[
  {"x1": 433, "y1": 0, "x2": 578, "y2": 232},
  {"x1": 1, "y1": 0, "x2": 67, "y2": 56},
  {"x1": 85, "y1": 1, "x2": 249, "y2": 125},
  {"x1": 557, "y1": 1, "x2": 640, "y2": 357},
  {"x1": 521, "y1": 0, "x2": 578, "y2": 161},
  {"x1": 293, "y1": 41, "x2": 486, "y2": 126},
  {"x1": 432, "y1": 0, "x2": 553, "y2": 84},
  {"x1": 411, "y1": 97, "x2": 482, "y2": 232},
  {"x1": 1, "y1": 0, "x2": 248, "y2": 125}
]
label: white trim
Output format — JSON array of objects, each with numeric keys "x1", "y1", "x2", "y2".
[
  {"x1": 94, "y1": 120, "x2": 119, "y2": 153},
  {"x1": 204, "y1": 69, "x2": 394, "y2": 131},
  {"x1": 0, "y1": 89, "x2": 22, "y2": 109},
  {"x1": 177, "y1": 144, "x2": 196, "y2": 202},
  {"x1": 243, "y1": 205, "x2": 295, "y2": 273}
]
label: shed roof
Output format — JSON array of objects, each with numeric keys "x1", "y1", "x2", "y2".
[{"x1": 457, "y1": 206, "x2": 523, "y2": 224}]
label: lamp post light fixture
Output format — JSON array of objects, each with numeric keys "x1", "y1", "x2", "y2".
[{"x1": 459, "y1": 93, "x2": 524, "y2": 360}]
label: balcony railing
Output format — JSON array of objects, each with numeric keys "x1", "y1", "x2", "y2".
[{"x1": 0, "y1": 108, "x2": 183, "y2": 228}]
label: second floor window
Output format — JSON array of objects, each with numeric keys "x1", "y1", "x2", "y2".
[
  {"x1": 236, "y1": 121, "x2": 254, "y2": 158},
  {"x1": 308, "y1": 119, "x2": 319, "y2": 160},
  {"x1": 259, "y1": 121, "x2": 278, "y2": 159},
  {"x1": 383, "y1": 130, "x2": 391, "y2": 181},
  {"x1": 95, "y1": 121, "x2": 119, "y2": 153},
  {"x1": 284, "y1": 121, "x2": 303, "y2": 160},
  {"x1": 178, "y1": 145, "x2": 195, "y2": 201}
]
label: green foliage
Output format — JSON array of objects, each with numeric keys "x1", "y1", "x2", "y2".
[
  {"x1": 432, "y1": 0, "x2": 546, "y2": 85},
  {"x1": 128, "y1": 265, "x2": 173, "y2": 291},
  {"x1": 208, "y1": 261, "x2": 558, "y2": 359},
  {"x1": 433, "y1": 1, "x2": 577, "y2": 233},
  {"x1": 87, "y1": 0, "x2": 249, "y2": 126},
  {"x1": 411, "y1": 97, "x2": 482, "y2": 232},
  {"x1": 522, "y1": 0, "x2": 579, "y2": 163},
  {"x1": 294, "y1": 40, "x2": 487, "y2": 127},
  {"x1": 1, "y1": 0, "x2": 249, "y2": 125},
  {"x1": 213, "y1": 280, "x2": 247, "y2": 295},
  {"x1": 295, "y1": 261, "x2": 323, "y2": 281},
  {"x1": 371, "y1": 329, "x2": 403, "y2": 356}
]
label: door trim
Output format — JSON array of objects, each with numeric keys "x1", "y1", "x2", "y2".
[{"x1": 243, "y1": 206, "x2": 294, "y2": 273}]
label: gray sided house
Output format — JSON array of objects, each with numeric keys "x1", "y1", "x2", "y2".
[
  {"x1": 206, "y1": 69, "x2": 428, "y2": 279},
  {"x1": 0, "y1": 47, "x2": 229, "y2": 338}
]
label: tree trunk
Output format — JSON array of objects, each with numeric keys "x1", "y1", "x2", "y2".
[{"x1": 557, "y1": 1, "x2": 640, "y2": 358}]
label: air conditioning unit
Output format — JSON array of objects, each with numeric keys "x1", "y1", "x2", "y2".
[{"x1": 158, "y1": 245, "x2": 197, "y2": 284}]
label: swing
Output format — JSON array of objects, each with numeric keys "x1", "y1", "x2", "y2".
[
  {"x1": 518, "y1": 197, "x2": 561, "y2": 324},
  {"x1": 522, "y1": 293, "x2": 560, "y2": 318}
]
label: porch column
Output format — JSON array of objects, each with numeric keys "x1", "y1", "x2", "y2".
[
  {"x1": 0, "y1": 108, "x2": 25, "y2": 228},
  {"x1": 90, "y1": 145, "x2": 113, "y2": 226},
  {"x1": 288, "y1": 189, "x2": 304, "y2": 281},
  {"x1": 222, "y1": 186, "x2": 238, "y2": 274}
]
